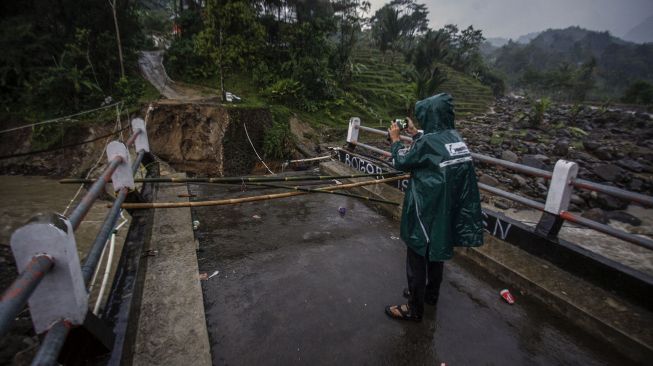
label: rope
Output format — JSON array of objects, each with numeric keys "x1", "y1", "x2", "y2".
[
  {"x1": 0, "y1": 102, "x2": 123, "y2": 135},
  {"x1": 0, "y1": 125, "x2": 130, "y2": 160},
  {"x1": 243, "y1": 122, "x2": 274, "y2": 175}
]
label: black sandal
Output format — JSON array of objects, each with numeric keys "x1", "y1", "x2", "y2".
[{"x1": 384, "y1": 304, "x2": 422, "y2": 322}]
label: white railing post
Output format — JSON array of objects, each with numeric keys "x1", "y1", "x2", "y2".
[
  {"x1": 106, "y1": 141, "x2": 134, "y2": 192},
  {"x1": 346, "y1": 117, "x2": 361, "y2": 144},
  {"x1": 10, "y1": 213, "x2": 88, "y2": 333},
  {"x1": 536, "y1": 160, "x2": 578, "y2": 238},
  {"x1": 131, "y1": 117, "x2": 150, "y2": 153}
]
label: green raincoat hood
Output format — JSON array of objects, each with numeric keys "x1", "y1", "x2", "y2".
[{"x1": 414, "y1": 93, "x2": 455, "y2": 133}]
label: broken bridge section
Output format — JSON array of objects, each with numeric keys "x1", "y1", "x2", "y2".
[{"x1": 146, "y1": 103, "x2": 272, "y2": 176}]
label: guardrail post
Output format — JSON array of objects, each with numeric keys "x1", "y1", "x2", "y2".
[
  {"x1": 347, "y1": 117, "x2": 361, "y2": 145},
  {"x1": 535, "y1": 160, "x2": 578, "y2": 238},
  {"x1": 10, "y1": 213, "x2": 88, "y2": 334},
  {"x1": 106, "y1": 141, "x2": 134, "y2": 192},
  {"x1": 131, "y1": 118, "x2": 150, "y2": 153}
]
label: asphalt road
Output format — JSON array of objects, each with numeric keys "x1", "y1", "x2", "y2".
[{"x1": 189, "y1": 181, "x2": 631, "y2": 366}]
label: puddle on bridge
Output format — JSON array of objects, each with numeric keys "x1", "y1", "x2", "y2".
[{"x1": 188, "y1": 177, "x2": 635, "y2": 366}]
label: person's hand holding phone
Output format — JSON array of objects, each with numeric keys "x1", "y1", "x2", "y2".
[
  {"x1": 405, "y1": 117, "x2": 418, "y2": 137},
  {"x1": 388, "y1": 121, "x2": 401, "y2": 143}
]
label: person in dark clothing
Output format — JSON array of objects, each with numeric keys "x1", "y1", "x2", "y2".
[{"x1": 385, "y1": 93, "x2": 484, "y2": 322}]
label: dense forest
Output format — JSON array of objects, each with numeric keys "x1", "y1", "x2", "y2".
[
  {"x1": 2, "y1": 0, "x2": 652, "y2": 131},
  {"x1": 163, "y1": 0, "x2": 502, "y2": 107},
  {"x1": 0, "y1": 0, "x2": 149, "y2": 118}
]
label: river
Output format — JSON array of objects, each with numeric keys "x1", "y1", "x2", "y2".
[{"x1": 0, "y1": 175, "x2": 129, "y2": 307}]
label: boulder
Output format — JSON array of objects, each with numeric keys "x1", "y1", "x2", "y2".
[
  {"x1": 570, "y1": 194, "x2": 586, "y2": 207},
  {"x1": 494, "y1": 198, "x2": 511, "y2": 210},
  {"x1": 583, "y1": 140, "x2": 600, "y2": 151},
  {"x1": 511, "y1": 174, "x2": 528, "y2": 188},
  {"x1": 524, "y1": 131, "x2": 539, "y2": 142},
  {"x1": 532, "y1": 154, "x2": 551, "y2": 164},
  {"x1": 593, "y1": 147, "x2": 613, "y2": 160},
  {"x1": 592, "y1": 164, "x2": 624, "y2": 182},
  {"x1": 582, "y1": 208, "x2": 608, "y2": 224},
  {"x1": 606, "y1": 211, "x2": 642, "y2": 226},
  {"x1": 479, "y1": 174, "x2": 500, "y2": 187},
  {"x1": 616, "y1": 159, "x2": 644, "y2": 173},
  {"x1": 553, "y1": 139, "x2": 570, "y2": 156},
  {"x1": 595, "y1": 193, "x2": 629, "y2": 211},
  {"x1": 628, "y1": 179, "x2": 643, "y2": 191},
  {"x1": 521, "y1": 155, "x2": 548, "y2": 170},
  {"x1": 501, "y1": 150, "x2": 519, "y2": 163}
]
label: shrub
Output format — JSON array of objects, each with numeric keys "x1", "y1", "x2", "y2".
[{"x1": 622, "y1": 80, "x2": 653, "y2": 105}]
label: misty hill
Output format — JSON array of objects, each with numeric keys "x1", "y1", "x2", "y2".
[
  {"x1": 486, "y1": 37, "x2": 509, "y2": 48},
  {"x1": 623, "y1": 15, "x2": 653, "y2": 44},
  {"x1": 516, "y1": 31, "x2": 541, "y2": 44},
  {"x1": 488, "y1": 26, "x2": 653, "y2": 99},
  {"x1": 482, "y1": 31, "x2": 542, "y2": 58}
]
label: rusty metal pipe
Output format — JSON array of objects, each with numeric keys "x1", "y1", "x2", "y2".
[
  {"x1": 81, "y1": 187, "x2": 128, "y2": 285},
  {"x1": 478, "y1": 183, "x2": 546, "y2": 211},
  {"x1": 350, "y1": 141, "x2": 392, "y2": 157},
  {"x1": 573, "y1": 179, "x2": 653, "y2": 207},
  {"x1": 132, "y1": 150, "x2": 145, "y2": 176},
  {"x1": 0, "y1": 255, "x2": 54, "y2": 338},
  {"x1": 354, "y1": 125, "x2": 653, "y2": 207},
  {"x1": 30, "y1": 320, "x2": 71, "y2": 366},
  {"x1": 67, "y1": 156, "x2": 122, "y2": 230},
  {"x1": 125, "y1": 128, "x2": 142, "y2": 147},
  {"x1": 560, "y1": 211, "x2": 653, "y2": 251}
]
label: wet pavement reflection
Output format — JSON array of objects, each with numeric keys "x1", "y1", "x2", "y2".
[{"x1": 190, "y1": 180, "x2": 633, "y2": 366}]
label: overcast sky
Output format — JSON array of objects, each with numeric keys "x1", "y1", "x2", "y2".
[{"x1": 367, "y1": 0, "x2": 653, "y2": 39}]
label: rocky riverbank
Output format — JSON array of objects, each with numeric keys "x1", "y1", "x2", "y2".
[{"x1": 457, "y1": 97, "x2": 652, "y2": 225}]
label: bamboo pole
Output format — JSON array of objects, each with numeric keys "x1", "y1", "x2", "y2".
[
  {"x1": 246, "y1": 182, "x2": 400, "y2": 206},
  {"x1": 115, "y1": 174, "x2": 409, "y2": 209},
  {"x1": 60, "y1": 172, "x2": 402, "y2": 185}
]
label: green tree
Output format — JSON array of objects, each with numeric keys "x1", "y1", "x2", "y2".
[
  {"x1": 622, "y1": 80, "x2": 653, "y2": 105},
  {"x1": 0, "y1": 0, "x2": 143, "y2": 116},
  {"x1": 413, "y1": 66, "x2": 447, "y2": 99},
  {"x1": 197, "y1": 0, "x2": 265, "y2": 100},
  {"x1": 371, "y1": 0, "x2": 428, "y2": 61},
  {"x1": 331, "y1": 0, "x2": 370, "y2": 85},
  {"x1": 371, "y1": 5, "x2": 401, "y2": 59},
  {"x1": 442, "y1": 24, "x2": 485, "y2": 73}
]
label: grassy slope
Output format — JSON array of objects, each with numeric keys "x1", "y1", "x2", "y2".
[
  {"x1": 348, "y1": 47, "x2": 495, "y2": 123},
  {"x1": 173, "y1": 45, "x2": 494, "y2": 137}
]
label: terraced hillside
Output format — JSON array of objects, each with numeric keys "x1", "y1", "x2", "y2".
[{"x1": 348, "y1": 47, "x2": 494, "y2": 123}]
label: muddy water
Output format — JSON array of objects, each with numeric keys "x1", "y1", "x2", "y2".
[{"x1": 0, "y1": 175, "x2": 129, "y2": 305}]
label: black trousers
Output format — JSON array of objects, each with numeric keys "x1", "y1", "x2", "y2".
[{"x1": 406, "y1": 246, "x2": 444, "y2": 316}]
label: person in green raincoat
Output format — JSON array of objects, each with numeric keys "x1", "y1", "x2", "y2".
[{"x1": 385, "y1": 93, "x2": 484, "y2": 322}]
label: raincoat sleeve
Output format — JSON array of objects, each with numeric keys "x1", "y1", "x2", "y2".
[{"x1": 390, "y1": 138, "x2": 440, "y2": 171}]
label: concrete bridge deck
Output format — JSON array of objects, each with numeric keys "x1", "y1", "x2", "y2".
[{"x1": 186, "y1": 180, "x2": 632, "y2": 365}]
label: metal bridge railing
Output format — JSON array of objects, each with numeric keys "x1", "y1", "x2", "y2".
[
  {"x1": 345, "y1": 117, "x2": 653, "y2": 251},
  {"x1": 0, "y1": 117, "x2": 151, "y2": 365}
]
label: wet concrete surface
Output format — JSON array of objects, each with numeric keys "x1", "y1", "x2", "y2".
[{"x1": 189, "y1": 181, "x2": 634, "y2": 366}]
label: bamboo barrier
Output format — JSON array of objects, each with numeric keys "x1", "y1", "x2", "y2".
[
  {"x1": 115, "y1": 174, "x2": 409, "y2": 209},
  {"x1": 60, "y1": 172, "x2": 401, "y2": 185},
  {"x1": 246, "y1": 182, "x2": 400, "y2": 206}
]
